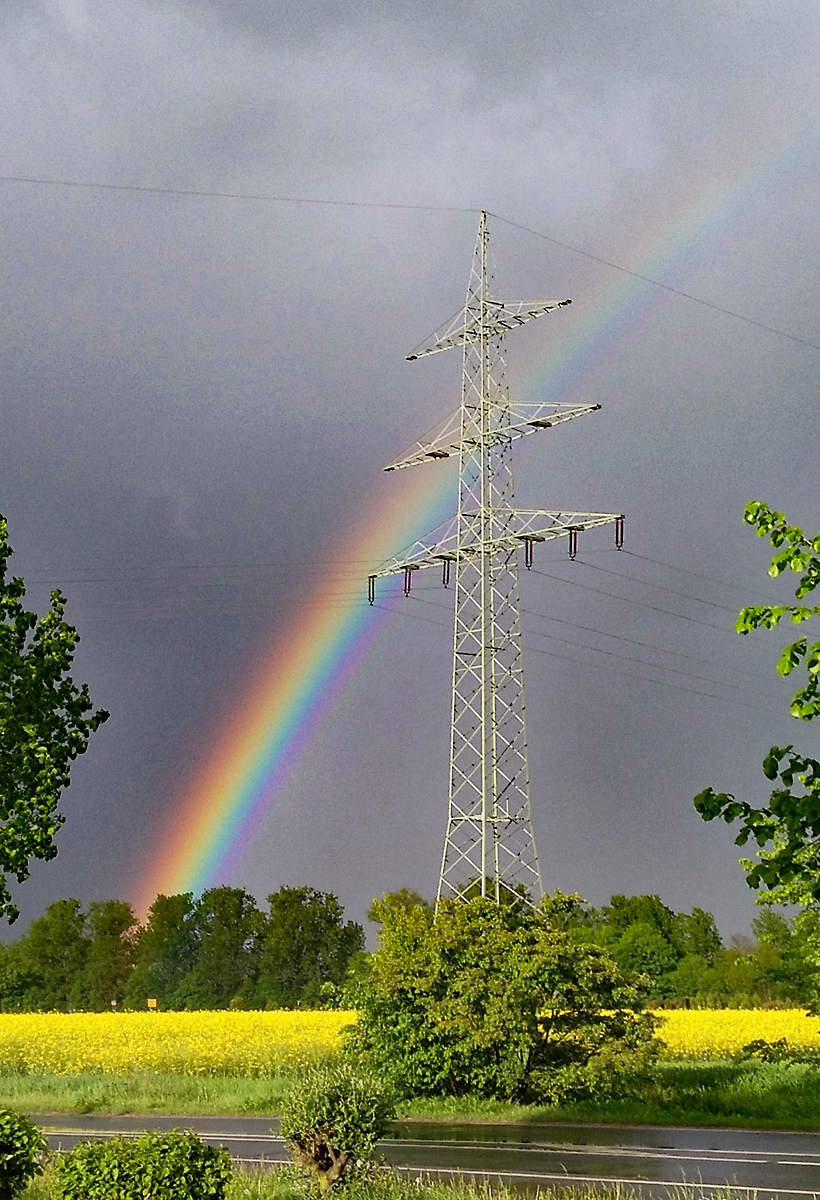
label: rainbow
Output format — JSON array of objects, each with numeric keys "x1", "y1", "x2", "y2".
[
  {"x1": 134, "y1": 135, "x2": 808, "y2": 914},
  {"x1": 133, "y1": 464, "x2": 455, "y2": 914}
]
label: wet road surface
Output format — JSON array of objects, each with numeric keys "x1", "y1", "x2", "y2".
[{"x1": 32, "y1": 1114, "x2": 820, "y2": 1198}]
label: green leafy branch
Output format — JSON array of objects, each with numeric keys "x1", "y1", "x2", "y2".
[
  {"x1": 693, "y1": 499, "x2": 820, "y2": 903},
  {"x1": 0, "y1": 515, "x2": 108, "y2": 922},
  {"x1": 695, "y1": 745, "x2": 820, "y2": 900},
  {"x1": 735, "y1": 500, "x2": 820, "y2": 720}
]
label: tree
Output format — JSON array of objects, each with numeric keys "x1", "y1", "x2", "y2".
[
  {"x1": 76, "y1": 900, "x2": 138, "y2": 1010},
  {"x1": 123, "y1": 893, "x2": 198, "y2": 1010},
  {"x1": 256, "y1": 887, "x2": 364, "y2": 1008},
  {"x1": 560, "y1": 895, "x2": 724, "y2": 1001},
  {"x1": 0, "y1": 943, "x2": 35, "y2": 1012},
  {"x1": 366, "y1": 888, "x2": 433, "y2": 928},
  {"x1": 16, "y1": 898, "x2": 89, "y2": 1010},
  {"x1": 347, "y1": 894, "x2": 655, "y2": 1104},
  {"x1": 612, "y1": 921, "x2": 678, "y2": 982},
  {"x1": 695, "y1": 501, "x2": 820, "y2": 900},
  {"x1": 750, "y1": 910, "x2": 818, "y2": 1003},
  {"x1": 175, "y1": 887, "x2": 263, "y2": 1009},
  {"x1": 601, "y1": 894, "x2": 676, "y2": 942},
  {"x1": 0, "y1": 514, "x2": 109, "y2": 921},
  {"x1": 280, "y1": 1062, "x2": 395, "y2": 1194},
  {"x1": 671, "y1": 907, "x2": 722, "y2": 964}
]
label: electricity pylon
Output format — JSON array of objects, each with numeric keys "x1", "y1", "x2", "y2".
[{"x1": 368, "y1": 212, "x2": 624, "y2": 909}]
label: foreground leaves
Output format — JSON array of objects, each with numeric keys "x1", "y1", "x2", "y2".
[
  {"x1": 695, "y1": 501, "x2": 820, "y2": 904},
  {"x1": 0, "y1": 515, "x2": 108, "y2": 922}
]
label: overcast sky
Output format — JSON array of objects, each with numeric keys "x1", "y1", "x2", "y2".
[{"x1": 2, "y1": 0, "x2": 820, "y2": 938}]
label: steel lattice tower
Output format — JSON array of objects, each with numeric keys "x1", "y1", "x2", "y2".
[{"x1": 368, "y1": 213, "x2": 624, "y2": 908}]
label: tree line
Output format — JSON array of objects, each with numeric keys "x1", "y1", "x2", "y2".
[
  {"x1": 0, "y1": 886, "x2": 365, "y2": 1012},
  {"x1": 562, "y1": 893, "x2": 819, "y2": 1008},
  {"x1": 0, "y1": 883, "x2": 816, "y2": 1012}
]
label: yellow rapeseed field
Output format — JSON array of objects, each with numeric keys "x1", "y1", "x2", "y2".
[
  {"x1": 1, "y1": 1008, "x2": 819, "y2": 1076},
  {"x1": 654, "y1": 1008, "x2": 820, "y2": 1059},
  {"x1": 0, "y1": 1010, "x2": 354, "y2": 1076}
]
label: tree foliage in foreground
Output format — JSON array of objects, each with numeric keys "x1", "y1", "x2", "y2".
[
  {"x1": 56, "y1": 1129, "x2": 232, "y2": 1200},
  {"x1": 0, "y1": 1107, "x2": 45, "y2": 1200},
  {"x1": 695, "y1": 501, "x2": 820, "y2": 901},
  {"x1": 347, "y1": 894, "x2": 656, "y2": 1104},
  {"x1": 0, "y1": 515, "x2": 108, "y2": 922}
]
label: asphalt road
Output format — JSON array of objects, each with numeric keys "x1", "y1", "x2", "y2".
[{"x1": 33, "y1": 1114, "x2": 820, "y2": 1199}]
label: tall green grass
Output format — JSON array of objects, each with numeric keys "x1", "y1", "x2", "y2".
[
  {"x1": 0, "y1": 1071, "x2": 293, "y2": 1115},
  {"x1": 5, "y1": 1058, "x2": 820, "y2": 1127},
  {"x1": 401, "y1": 1059, "x2": 820, "y2": 1129},
  {"x1": 19, "y1": 1161, "x2": 754, "y2": 1200}
]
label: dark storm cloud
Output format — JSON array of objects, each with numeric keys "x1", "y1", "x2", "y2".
[{"x1": 0, "y1": 0, "x2": 819, "y2": 936}]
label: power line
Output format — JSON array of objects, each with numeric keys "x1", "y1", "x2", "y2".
[
  {"x1": 406, "y1": 592, "x2": 779, "y2": 699},
  {"x1": 491, "y1": 212, "x2": 820, "y2": 354},
  {"x1": 572, "y1": 557, "x2": 746, "y2": 613},
  {"x1": 0, "y1": 172, "x2": 817, "y2": 354},
  {"x1": 528, "y1": 565, "x2": 737, "y2": 634},
  {"x1": 621, "y1": 548, "x2": 768, "y2": 601},
  {"x1": 9, "y1": 539, "x2": 792, "y2": 601},
  {"x1": 521, "y1": 604, "x2": 772, "y2": 683},
  {"x1": 522, "y1": 621, "x2": 779, "y2": 699},
  {"x1": 0, "y1": 173, "x2": 478, "y2": 215},
  {"x1": 19, "y1": 557, "x2": 392, "y2": 583},
  {"x1": 523, "y1": 640, "x2": 782, "y2": 716},
  {"x1": 389, "y1": 593, "x2": 781, "y2": 714}
]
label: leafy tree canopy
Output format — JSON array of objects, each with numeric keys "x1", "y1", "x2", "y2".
[
  {"x1": 602, "y1": 894, "x2": 675, "y2": 941},
  {"x1": 671, "y1": 907, "x2": 723, "y2": 964},
  {"x1": 366, "y1": 888, "x2": 433, "y2": 928},
  {"x1": 695, "y1": 501, "x2": 820, "y2": 901},
  {"x1": 77, "y1": 899, "x2": 139, "y2": 1011},
  {"x1": 347, "y1": 893, "x2": 655, "y2": 1104},
  {"x1": 257, "y1": 886, "x2": 364, "y2": 1008},
  {"x1": 123, "y1": 892, "x2": 198, "y2": 1010},
  {"x1": 16, "y1": 897, "x2": 89, "y2": 1010},
  {"x1": 0, "y1": 514, "x2": 108, "y2": 921},
  {"x1": 175, "y1": 886, "x2": 264, "y2": 1009}
]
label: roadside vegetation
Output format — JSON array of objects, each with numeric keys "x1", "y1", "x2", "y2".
[
  {"x1": 16, "y1": 1163, "x2": 750, "y2": 1200},
  {"x1": 3, "y1": 1055, "x2": 820, "y2": 1129},
  {"x1": 0, "y1": 892, "x2": 819, "y2": 1126}
]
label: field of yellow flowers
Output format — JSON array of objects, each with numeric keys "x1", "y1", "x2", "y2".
[
  {"x1": 655, "y1": 1009, "x2": 820, "y2": 1059},
  {"x1": 0, "y1": 1010, "x2": 354, "y2": 1076},
  {"x1": 0, "y1": 1009, "x2": 817, "y2": 1076}
]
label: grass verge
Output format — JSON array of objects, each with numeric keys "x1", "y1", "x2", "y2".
[
  {"x1": 19, "y1": 1160, "x2": 751, "y2": 1200},
  {"x1": 0, "y1": 1072, "x2": 293, "y2": 1115},
  {"x1": 6, "y1": 1058, "x2": 820, "y2": 1128},
  {"x1": 398, "y1": 1059, "x2": 820, "y2": 1130}
]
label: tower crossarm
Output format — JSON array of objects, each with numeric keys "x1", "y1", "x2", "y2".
[
  {"x1": 406, "y1": 298, "x2": 571, "y2": 361},
  {"x1": 369, "y1": 509, "x2": 623, "y2": 584},
  {"x1": 383, "y1": 402, "x2": 602, "y2": 472}
]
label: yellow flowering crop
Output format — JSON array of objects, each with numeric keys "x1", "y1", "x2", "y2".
[
  {"x1": 0, "y1": 1010, "x2": 354, "y2": 1076},
  {"x1": 2, "y1": 1008, "x2": 819, "y2": 1077},
  {"x1": 654, "y1": 1008, "x2": 820, "y2": 1059}
]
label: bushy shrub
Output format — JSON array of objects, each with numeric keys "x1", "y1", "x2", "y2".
[
  {"x1": 55, "y1": 1129, "x2": 232, "y2": 1200},
  {"x1": 280, "y1": 1061, "x2": 396, "y2": 1193},
  {"x1": 0, "y1": 1108, "x2": 45, "y2": 1200},
  {"x1": 347, "y1": 894, "x2": 657, "y2": 1105}
]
